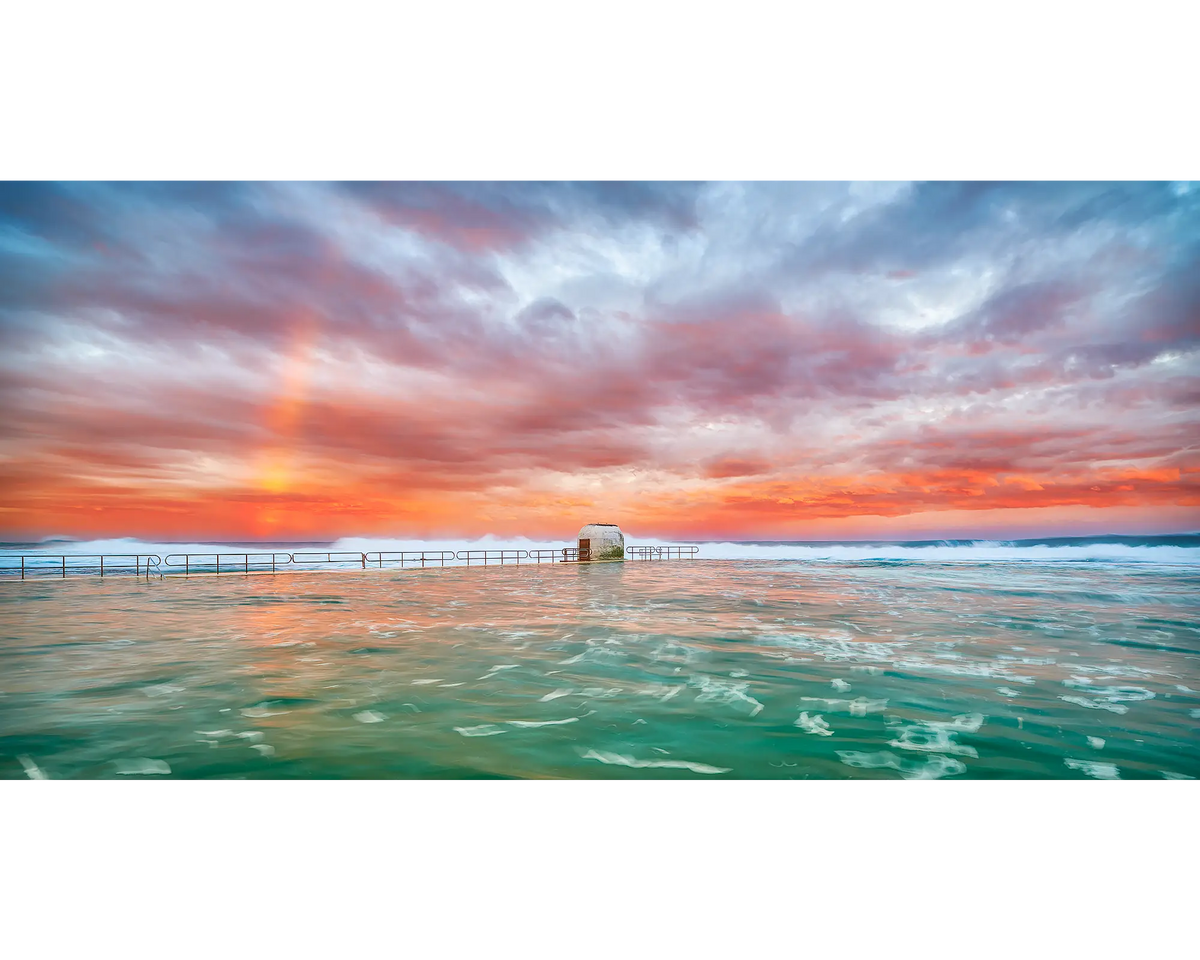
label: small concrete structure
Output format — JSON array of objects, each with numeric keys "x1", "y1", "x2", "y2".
[{"x1": 577, "y1": 523, "x2": 625, "y2": 561}]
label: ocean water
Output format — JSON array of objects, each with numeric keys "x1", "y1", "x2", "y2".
[{"x1": 2, "y1": 546, "x2": 1198, "y2": 779}]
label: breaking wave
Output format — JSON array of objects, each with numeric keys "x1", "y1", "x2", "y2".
[
  {"x1": 4, "y1": 533, "x2": 1199, "y2": 565},
  {"x1": 670, "y1": 537, "x2": 1200, "y2": 564}
]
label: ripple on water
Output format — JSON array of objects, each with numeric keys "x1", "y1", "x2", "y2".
[
  {"x1": 581, "y1": 750, "x2": 730, "y2": 775},
  {"x1": 887, "y1": 714, "x2": 985, "y2": 757},
  {"x1": 1064, "y1": 758, "x2": 1121, "y2": 779},
  {"x1": 795, "y1": 712, "x2": 833, "y2": 736},
  {"x1": 836, "y1": 750, "x2": 967, "y2": 780},
  {"x1": 455, "y1": 724, "x2": 506, "y2": 737},
  {"x1": 113, "y1": 758, "x2": 170, "y2": 775}
]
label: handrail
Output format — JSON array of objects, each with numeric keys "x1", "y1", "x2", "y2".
[
  {"x1": 290, "y1": 551, "x2": 368, "y2": 569},
  {"x1": 455, "y1": 549, "x2": 529, "y2": 565},
  {"x1": 1, "y1": 544, "x2": 700, "y2": 580},
  {"x1": 0, "y1": 553, "x2": 162, "y2": 579},
  {"x1": 626, "y1": 545, "x2": 700, "y2": 560},
  {"x1": 163, "y1": 553, "x2": 295, "y2": 575},
  {"x1": 365, "y1": 550, "x2": 457, "y2": 568}
]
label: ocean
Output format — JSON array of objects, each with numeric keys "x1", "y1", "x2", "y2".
[{"x1": 2, "y1": 535, "x2": 1198, "y2": 779}]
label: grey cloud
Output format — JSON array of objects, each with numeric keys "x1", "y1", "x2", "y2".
[
  {"x1": 337, "y1": 181, "x2": 704, "y2": 249},
  {"x1": 776, "y1": 181, "x2": 1192, "y2": 280}
]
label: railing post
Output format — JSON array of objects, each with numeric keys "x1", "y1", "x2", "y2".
[
  {"x1": 245, "y1": 554, "x2": 249, "y2": 573},
  {"x1": 62, "y1": 556, "x2": 66, "y2": 578},
  {"x1": 21, "y1": 556, "x2": 25, "y2": 579},
  {"x1": 100, "y1": 556, "x2": 104, "y2": 577},
  {"x1": 216, "y1": 556, "x2": 220, "y2": 575},
  {"x1": 361, "y1": 553, "x2": 366, "y2": 570},
  {"x1": 185, "y1": 556, "x2": 189, "y2": 576}
]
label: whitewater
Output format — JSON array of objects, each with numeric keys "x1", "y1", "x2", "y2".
[{"x1": 5, "y1": 533, "x2": 1200, "y2": 565}]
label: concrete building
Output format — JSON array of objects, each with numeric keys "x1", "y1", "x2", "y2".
[{"x1": 577, "y1": 523, "x2": 625, "y2": 561}]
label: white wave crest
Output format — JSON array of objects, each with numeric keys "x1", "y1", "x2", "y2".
[{"x1": 12, "y1": 535, "x2": 1200, "y2": 565}]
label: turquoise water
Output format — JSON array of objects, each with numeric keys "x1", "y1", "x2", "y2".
[{"x1": 2, "y1": 560, "x2": 1198, "y2": 778}]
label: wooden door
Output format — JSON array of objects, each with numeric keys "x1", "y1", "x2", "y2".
[{"x1": 578, "y1": 538, "x2": 591, "y2": 562}]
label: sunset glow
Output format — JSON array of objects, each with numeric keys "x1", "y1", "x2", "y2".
[{"x1": 1, "y1": 181, "x2": 1197, "y2": 541}]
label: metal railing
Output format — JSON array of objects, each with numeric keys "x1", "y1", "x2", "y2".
[
  {"x1": 456, "y1": 549, "x2": 530, "y2": 565},
  {"x1": 162, "y1": 553, "x2": 294, "y2": 575},
  {"x1": 290, "y1": 551, "x2": 370, "y2": 569},
  {"x1": 1, "y1": 544, "x2": 700, "y2": 580},
  {"x1": 626, "y1": 545, "x2": 700, "y2": 560},
  {"x1": 365, "y1": 550, "x2": 458, "y2": 568},
  {"x1": 0, "y1": 554, "x2": 162, "y2": 580}
]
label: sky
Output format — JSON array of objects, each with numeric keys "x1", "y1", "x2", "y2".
[{"x1": 0, "y1": 181, "x2": 1197, "y2": 542}]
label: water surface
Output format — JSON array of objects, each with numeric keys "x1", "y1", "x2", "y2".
[{"x1": 2, "y1": 560, "x2": 1197, "y2": 778}]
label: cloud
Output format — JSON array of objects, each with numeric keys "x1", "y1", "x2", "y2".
[
  {"x1": 1, "y1": 181, "x2": 1197, "y2": 539},
  {"x1": 337, "y1": 181, "x2": 703, "y2": 252},
  {"x1": 703, "y1": 458, "x2": 773, "y2": 479}
]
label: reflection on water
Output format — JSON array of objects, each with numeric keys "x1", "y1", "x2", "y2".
[{"x1": 1, "y1": 561, "x2": 1198, "y2": 778}]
